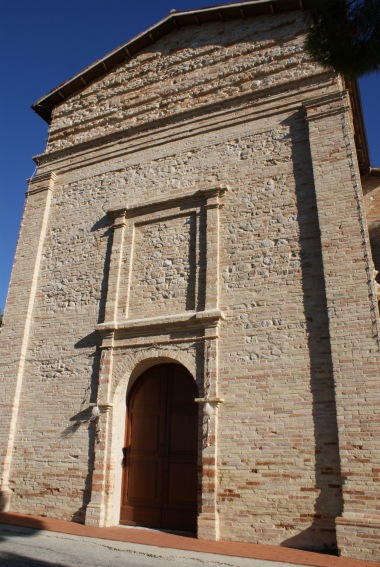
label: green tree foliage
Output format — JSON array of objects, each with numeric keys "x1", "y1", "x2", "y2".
[{"x1": 304, "y1": 0, "x2": 380, "y2": 77}]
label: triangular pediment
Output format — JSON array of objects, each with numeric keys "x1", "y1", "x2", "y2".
[{"x1": 32, "y1": 0, "x2": 310, "y2": 123}]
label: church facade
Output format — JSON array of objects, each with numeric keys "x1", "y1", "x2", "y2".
[{"x1": 1, "y1": 1, "x2": 379, "y2": 561}]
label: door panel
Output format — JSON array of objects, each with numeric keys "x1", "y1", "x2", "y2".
[
  {"x1": 127, "y1": 459, "x2": 160, "y2": 501},
  {"x1": 133, "y1": 373, "x2": 162, "y2": 407},
  {"x1": 166, "y1": 462, "x2": 198, "y2": 503},
  {"x1": 120, "y1": 364, "x2": 198, "y2": 531},
  {"x1": 130, "y1": 413, "x2": 161, "y2": 452},
  {"x1": 170, "y1": 414, "x2": 198, "y2": 453}
]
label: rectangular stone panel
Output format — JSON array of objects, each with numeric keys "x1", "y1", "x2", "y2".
[{"x1": 128, "y1": 213, "x2": 196, "y2": 318}]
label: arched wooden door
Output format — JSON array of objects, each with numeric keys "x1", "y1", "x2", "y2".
[{"x1": 120, "y1": 364, "x2": 199, "y2": 531}]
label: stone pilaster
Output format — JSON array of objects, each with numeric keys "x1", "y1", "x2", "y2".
[
  {"x1": 196, "y1": 323, "x2": 223, "y2": 540},
  {"x1": 204, "y1": 189, "x2": 225, "y2": 311},
  {"x1": 104, "y1": 211, "x2": 127, "y2": 322},
  {"x1": 0, "y1": 171, "x2": 56, "y2": 510},
  {"x1": 85, "y1": 330, "x2": 114, "y2": 526},
  {"x1": 197, "y1": 186, "x2": 226, "y2": 539},
  {"x1": 304, "y1": 91, "x2": 380, "y2": 561}
]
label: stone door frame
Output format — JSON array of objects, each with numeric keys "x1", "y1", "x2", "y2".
[{"x1": 85, "y1": 184, "x2": 227, "y2": 540}]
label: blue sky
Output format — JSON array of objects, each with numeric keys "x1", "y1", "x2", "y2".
[{"x1": 1, "y1": 0, "x2": 379, "y2": 312}]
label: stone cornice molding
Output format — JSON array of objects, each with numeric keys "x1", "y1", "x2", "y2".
[
  {"x1": 96, "y1": 308, "x2": 225, "y2": 336},
  {"x1": 33, "y1": 72, "x2": 334, "y2": 170},
  {"x1": 108, "y1": 184, "x2": 229, "y2": 222}
]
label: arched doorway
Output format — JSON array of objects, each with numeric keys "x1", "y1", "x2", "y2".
[{"x1": 120, "y1": 363, "x2": 199, "y2": 531}]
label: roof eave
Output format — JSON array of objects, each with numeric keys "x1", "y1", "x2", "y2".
[{"x1": 32, "y1": 0, "x2": 310, "y2": 123}]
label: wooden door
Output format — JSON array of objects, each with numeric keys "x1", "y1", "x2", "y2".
[{"x1": 120, "y1": 364, "x2": 198, "y2": 531}]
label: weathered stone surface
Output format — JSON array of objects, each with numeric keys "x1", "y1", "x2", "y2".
[
  {"x1": 47, "y1": 13, "x2": 320, "y2": 153},
  {"x1": 0, "y1": 4, "x2": 379, "y2": 562}
]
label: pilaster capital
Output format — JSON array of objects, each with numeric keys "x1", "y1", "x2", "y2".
[
  {"x1": 26, "y1": 171, "x2": 57, "y2": 196},
  {"x1": 303, "y1": 90, "x2": 349, "y2": 122},
  {"x1": 90, "y1": 402, "x2": 113, "y2": 414},
  {"x1": 111, "y1": 211, "x2": 127, "y2": 230},
  {"x1": 194, "y1": 397, "x2": 224, "y2": 406}
]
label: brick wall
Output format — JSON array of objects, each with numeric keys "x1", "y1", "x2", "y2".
[{"x1": 1, "y1": 8, "x2": 379, "y2": 561}]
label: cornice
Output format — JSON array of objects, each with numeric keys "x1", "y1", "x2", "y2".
[
  {"x1": 26, "y1": 171, "x2": 57, "y2": 197},
  {"x1": 303, "y1": 90, "x2": 349, "y2": 122},
  {"x1": 32, "y1": 71, "x2": 334, "y2": 171},
  {"x1": 96, "y1": 309, "x2": 226, "y2": 336}
]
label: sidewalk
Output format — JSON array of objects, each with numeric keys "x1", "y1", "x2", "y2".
[{"x1": 0, "y1": 512, "x2": 378, "y2": 567}]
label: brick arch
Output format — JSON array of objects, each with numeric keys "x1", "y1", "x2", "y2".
[
  {"x1": 108, "y1": 348, "x2": 199, "y2": 525},
  {"x1": 112, "y1": 348, "x2": 197, "y2": 408}
]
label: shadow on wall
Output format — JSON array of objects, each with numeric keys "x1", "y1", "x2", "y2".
[
  {"x1": 90, "y1": 215, "x2": 113, "y2": 325},
  {"x1": 67, "y1": 330, "x2": 102, "y2": 524},
  {"x1": 280, "y1": 111, "x2": 343, "y2": 554}
]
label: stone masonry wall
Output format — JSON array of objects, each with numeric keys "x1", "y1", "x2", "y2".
[
  {"x1": 128, "y1": 214, "x2": 197, "y2": 317},
  {"x1": 1, "y1": 9, "x2": 378, "y2": 560},
  {"x1": 5, "y1": 106, "x2": 343, "y2": 547}
]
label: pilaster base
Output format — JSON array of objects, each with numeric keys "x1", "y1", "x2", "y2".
[
  {"x1": 0, "y1": 487, "x2": 12, "y2": 512},
  {"x1": 336, "y1": 514, "x2": 380, "y2": 561},
  {"x1": 85, "y1": 502, "x2": 106, "y2": 527},
  {"x1": 197, "y1": 512, "x2": 220, "y2": 541}
]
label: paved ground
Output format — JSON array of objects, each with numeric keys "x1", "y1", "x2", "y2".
[
  {"x1": 0, "y1": 513, "x2": 378, "y2": 567},
  {"x1": 0, "y1": 524, "x2": 308, "y2": 567}
]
